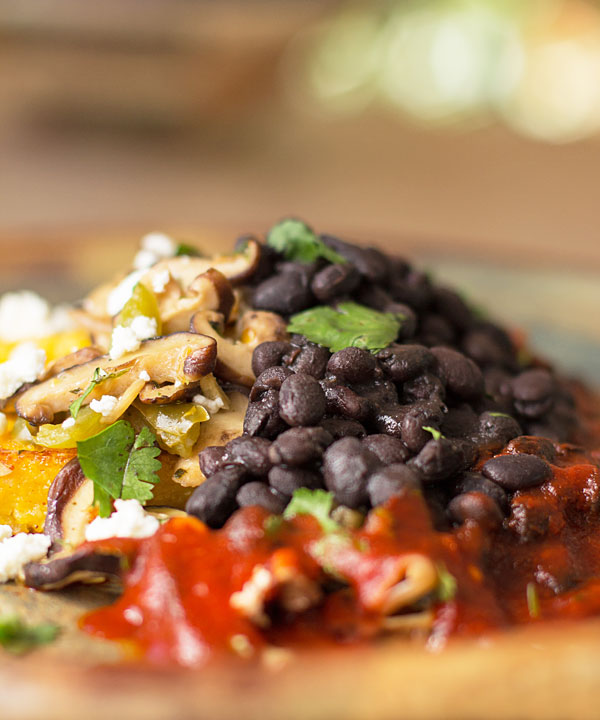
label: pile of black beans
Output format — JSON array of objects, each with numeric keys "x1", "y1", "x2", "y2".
[{"x1": 186, "y1": 232, "x2": 579, "y2": 532}]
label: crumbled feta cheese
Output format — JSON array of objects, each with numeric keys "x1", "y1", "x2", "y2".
[
  {"x1": 0, "y1": 342, "x2": 46, "y2": 401},
  {"x1": 193, "y1": 393, "x2": 226, "y2": 416},
  {"x1": 106, "y1": 270, "x2": 145, "y2": 316},
  {"x1": 90, "y1": 394, "x2": 119, "y2": 417},
  {"x1": 61, "y1": 417, "x2": 76, "y2": 429},
  {"x1": 85, "y1": 499, "x2": 160, "y2": 542},
  {"x1": 139, "y1": 370, "x2": 151, "y2": 382},
  {"x1": 0, "y1": 526, "x2": 12, "y2": 542},
  {"x1": 109, "y1": 316, "x2": 158, "y2": 360},
  {"x1": 0, "y1": 412, "x2": 7, "y2": 435},
  {"x1": 230, "y1": 565, "x2": 274, "y2": 625},
  {"x1": 0, "y1": 532, "x2": 51, "y2": 583},
  {"x1": 0, "y1": 291, "x2": 73, "y2": 342},
  {"x1": 133, "y1": 232, "x2": 176, "y2": 270},
  {"x1": 151, "y1": 268, "x2": 171, "y2": 294}
]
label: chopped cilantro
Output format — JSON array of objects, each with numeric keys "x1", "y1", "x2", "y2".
[
  {"x1": 69, "y1": 367, "x2": 129, "y2": 420},
  {"x1": 267, "y1": 219, "x2": 346, "y2": 265},
  {"x1": 174, "y1": 242, "x2": 202, "y2": 257},
  {"x1": 77, "y1": 420, "x2": 161, "y2": 517},
  {"x1": 263, "y1": 514, "x2": 284, "y2": 537},
  {"x1": 436, "y1": 563, "x2": 457, "y2": 602},
  {"x1": 0, "y1": 616, "x2": 59, "y2": 655},
  {"x1": 488, "y1": 412, "x2": 513, "y2": 419},
  {"x1": 284, "y1": 488, "x2": 340, "y2": 534},
  {"x1": 287, "y1": 302, "x2": 403, "y2": 354},
  {"x1": 526, "y1": 582, "x2": 540, "y2": 619},
  {"x1": 422, "y1": 426, "x2": 444, "y2": 441}
]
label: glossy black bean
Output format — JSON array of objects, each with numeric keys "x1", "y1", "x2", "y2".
[
  {"x1": 198, "y1": 445, "x2": 228, "y2": 478},
  {"x1": 418, "y1": 313, "x2": 456, "y2": 347},
  {"x1": 225, "y1": 436, "x2": 273, "y2": 477},
  {"x1": 409, "y1": 438, "x2": 465, "y2": 482},
  {"x1": 285, "y1": 342, "x2": 330, "y2": 379},
  {"x1": 322, "y1": 437, "x2": 380, "y2": 507},
  {"x1": 327, "y1": 347, "x2": 378, "y2": 385},
  {"x1": 252, "y1": 272, "x2": 313, "y2": 315},
  {"x1": 243, "y1": 389, "x2": 287, "y2": 438},
  {"x1": 321, "y1": 235, "x2": 388, "y2": 282},
  {"x1": 279, "y1": 373, "x2": 326, "y2": 427},
  {"x1": 236, "y1": 482, "x2": 288, "y2": 514},
  {"x1": 269, "y1": 426, "x2": 333, "y2": 466},
  {"x1": 376, "y1": 344, "x2": 434, "y2": 383},
  {"x1": 441, "y1": 405, "x2": 478, "y2": 439},
  {"x1": 367, "y1": 464, "x2": 421, "y2": 506},
  {"x1": 352, "y1": 377, "x2": 398, "y2": 407},
  {"x1": 512, "y1": 369, "x2": 555, "y2": 418},
  {"x1": 251, "y1": 341, "x2": 294, "y2": 377},
  {"x1": 462, "y1": 328, "x2": 514, "y2": 368},
  {"x1": 250, "y1": 366, "x2": 294, "y2": 401},
  {"x1": 319, "y1": 417, "x2": 366, "y2": 439},
  {"x1": 476, "y1": 411, "x2": 522, "y2": 449},
  {"x1": 447, "y1": 491, "x2": 503, "y2": 530},
  {"x1": 268, "y1": 466, "x2": 322, "y2": 497},
  {"x1": 403, "y1": 372, "x2": 446, "y2": 403},
  {"x1": 432, "y1": 287, "x2": 474, "y2": 332},
  {"x1": 372, "y1": 404, "x2": 405, "y2": 439},
  {"x1": 431, "y1": 346, "x2": 484, "y2": 399},
  {"x1": 505, "y1": 435, "x2": 557, "y2": 463},
  {"x1": 322, "y1": 383, "x2": 372, "y2": 421},
  {"x1": 452, "y1": 471, "x2": 509, "y2": 513},
  {"x1": 361, "y1": 434, "x2": 410, "y2": 465},
  {"x1": 390, "y1": 302, "x2": 418, "y2": 339},
  {"x1": 400, "y1": 401, "x2": 446, "y2": 452},
  {"x1": 482, "y1": 454, "x2": 552, "y2": 490},
  {"x1": 310, "y1": 263, "x2": 361, "y2": 303},
  {"x1": 185, "y1": 467, "x2": 246, "y2": 528}
]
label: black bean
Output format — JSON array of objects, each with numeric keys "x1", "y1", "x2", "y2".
[
  {"x1": 390, "y1": 303, "x2": 418, "y2": 340},
  {"x1": 185, "y1": 467, "x2": 246, "y2": 528},
  {"x1": 483, "y1": 367, "x2": 514, "y2": 404},
  {"x1": 441, "y1": 405, "x2": 478, "y2": 439},
  {"x1": 431, "y1": 346, "x2": 484, "y2": 399},
  {"x1": 322, "y1": 383, "x2": 372, "y2": 421},
  {"x1": 250, "y1": 366, "x2": 294, "y2": 401},
  {"x1": 400, "y1": 401, "x2": 446, "y2": 452},
  {"x1": 269, "y1": 427, "x2": 333, "y2": 466},
  {"x1": 198, "y1": 445, "x2": 228, "y2": 478},
  {"x1": 403, "y1": 372, "x2": 446, "y2": 403},
  {"x1": 327, "y1": 347, "x2": 378, "y2": 385},
  {"x1": 462, "y1": 328, "x2": 514, "y2": 368},
  {"x1": 352, "y1": 377, "x2": 398, "y2": 407},
  {"x1": 452, "y1": 471, "x2": 509, "y2": 513},
  {"x1": 319, "y1": 417, "x2": 366, "y2": 439},
  {"x1": 376, "y1": 344, "x2": 434, "y2": 383},
  {"x1": 285, "y1": 342, "x2": 330, "y2": 379},
  {"x1": 252, "y1": 272, "x2": 313, "y2": 315},
  {"x1": 322, "y1": 437, "x2": 380, "y2": 507},
  {"x1": 505, "y1": 435, "x2": 557, "y2": 463},
  {"x1": 225, "y1": 436, "x2": 273, "y2": 477},
  {"x1": 512, "y1": 369, "x2": 555, "y2": 418},
  {"x1": 418, "y1": 313, "x2": 456, "y2": 347},
  {"x1": 432, "y1": 287, "x2": 474, "y2": 332},
  {"x1": 372, "y1": 404, "x2": 405, "y2": 439},
  {"x1": 482, "y1": 454, "x2": 552, "y2": 490},
  {"x1": 244, "y1": 389, "x2": 287, "y2": 438},
  {"x1": 389, "y1": 269, "x2": 432, "y2": 309},
  {"x1": 447, "y1": 491, "x2": 503, "y2": 531},
  {"x1": 321, "y1": 235, "x2": 388, "y2": 282},
  {"x1": 278, "y1": 373, "x2": 326, "y2": 427},
  {"x1": 357, "y1": 284, "x2": 393, "y2": 311},
  {"x1": 362, "y1": 434, "x2": 410, "y2": 464},
  {"x1": 268, "y1": 466, "x2": 322, "y2": 497},
  {"x1": 236, "y1": 482, "x2": 288, "y2": 514},
  {"x1": 408, "y1": 438, "x2": 465, "y2": 482},
  {"x1": 311, "y1": 263, "x2": 361, "y2": 303},
  {"x1": 251, "y1": 341, "x2": 294, "y2": 377},
  {"x1": 476, "y1": 411, "x2": 522, "y2": 449},
  {"x1": 367, "y1": 464, "x2": 421, "y2": 506},
  {"x1": 275, "y1": 261, "x2": 320, "y2": 281}
]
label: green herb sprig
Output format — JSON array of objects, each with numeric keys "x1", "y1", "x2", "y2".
[
  {"x1": 284, "y1": 488, "x2": 340, "y2": 534},
  {"x1": 69, "y1": 367, "x2": 129, "y2": 420},
  {"x1": 267, "y1": 219, "x2": 346, "y2": 265},
  {"x1": 0, "y1": 616, "x2": 59, "y2": 655}
]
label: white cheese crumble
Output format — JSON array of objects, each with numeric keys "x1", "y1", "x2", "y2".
[
  {"x1": 151, "y1": 268, "x2": 171, "y2": 294},
  {"x1": 0, "y1": 342, "x2": 46, "y2": 401},
  {"x1": 61, "y1": 417, "x2": 76, "y2": 429},
  {"x1": 109, "y1": 316, "x2": 158, "y2": 360},
  {"x1": 139, "y1": 370, "x2": 151, "y2": 382},
  {"x1": 90, "y1": 394, "x2": 119, "y2": 417},
  {"x1": 106, "y1": 269, "x2": 145, "y2": 317},
  {"x1": 0, "y1": 526, "x2": 12, "y2": 542},
  {"x1": 230, "y1": 565, "x2": 274, "y2": 626},
  {"x1": 85, "y1": 499, "x2": 160, "y2": 542},
  {"x1": 193, "y1": 393, "x2": 226, "y2": 416},
  {"x1": 0, "y1": 291, "x2": 73, "y2": 342},
  {"x1": 0, "y1": 532, "x2": 51, "y2": 583},
  {"x1": 0, "y1": 412, "x2": 7, "y2": 435},
  {"x1": 133, "y1": 232, "x2": 176, "y2": 271}
]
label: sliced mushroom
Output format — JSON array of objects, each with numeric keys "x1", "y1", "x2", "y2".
[
  {"x1": 24, "y1": 546, "x2": 124, "y2": 590},
  {"x1": 236, "y1": 310, "x2": 289, "y2": 349},
  {"x1": 44, "y1": 458, "x2": 92, "y2": 548},
  {"x1": 188, "y1": 268, "x2": 235, "y2": 322},
  {"x1": 15, "y1": 333, "x2": 217, "y2": 425},
  {"x1": 43, "y1": 346, "x2": 103, "y2": 379},
  {"x1": 138, "y1": 381, "x2": 196, "y2": 405}
]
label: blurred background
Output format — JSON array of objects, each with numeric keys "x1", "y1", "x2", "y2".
[{"x1": 0, "y1": 0, "x2": 599, "y2": 380}]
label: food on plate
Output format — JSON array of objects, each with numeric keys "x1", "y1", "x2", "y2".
[{"x1": 0, "y1": 220, "x2": 599, "y2": 668}]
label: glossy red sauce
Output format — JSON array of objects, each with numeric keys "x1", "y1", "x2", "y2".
[{"x1": 81, "y1": 391, "x2": 600, "y2": 667}]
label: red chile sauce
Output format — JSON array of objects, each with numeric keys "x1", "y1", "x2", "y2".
[{"x1": 81, "y1": 387, "x2": 600, "y2": 668}]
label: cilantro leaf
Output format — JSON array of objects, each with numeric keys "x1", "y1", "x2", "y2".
[
  {"x1": 488, "y1": 411, "x2": 513, "y2": 419},
  {"x1": 175, "y1": 242, "x2": 202, "y2": 257},
  {"x1": 284, "y1": 488, "x2": 340, "y2": 534},
  {"x1": 287, "y1": 302, "x2": 403, "y2": 354},
  {"x1": 436, "y1": 563, "x2": 457, "y2": 602},
  {"x1": 69, "y1": 367, "x2": 129, "y2": 420},
  {"x1": 77, "y1": 420, "x2": 161, "y2": 517},
  {"x1": 267, "y1": 219, "x2": 346, "y2": 265},
  {"x1": 422, "y1": 426, "x2": 444, "y2": 441},
  {"x1": 0, "y1": 616, "x2": 59, "y2": 655}
]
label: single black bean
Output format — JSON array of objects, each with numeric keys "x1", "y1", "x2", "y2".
[
  {"x1": 482, "y1": 454, "x2": 552, "y2": 490},
  {"x1": 372, "y1": 404, "x2": 405, "y2": 439},
  {"x1": 452, "y1": 471, "x2": 509, "y2": 513},
  {"x1": 441, "y1": 405, "x2": 478, "y2": 439},
  {"x1": 327, "y1": 347, "x2": 378, "y2": 385},
  {"x1": 505, "y1": 435, "x2": 557, "y2": 463},
  {"x1": 319, "y1": 417, "x2": 366, "y2": 439},
  {"x1": 362, "y1": 434, "x2": 410, "y2": 464},
  {"x1": 322, "y1": 437, "x2": 380, "y2": 507},
  {"x1": 225, "y1": 436, "x2": 273, "y2": 477},
  {"x1": 236, "y1": 482, "x2": 288, "y2": 514},
  {"x1": 198, "y1": 445, "x2": 228, "y2": 478},
  {"x1": 268, "y1": 466, "x2": 322, "y2": 497},
  {"x1": 311, "y1": 263, "x2": 361, "y2": 303},
  {"x1": 376, "y1": 344, "x2": 434, "y2": 383},
  {"x1": 418, "y1": 313, "x2": 456, "y2": 347},
  {"x1": 432, "y1": 287, "x2": 474, "y2": 332},
  {"x1": 185, "y1": 467, "x2": 246, "y2": 528},
  {"x1": 367, "y1": 464, "x2": 421, "y2": 506},
  {"x1": 476, "y1": 411, "x2": 522, "y2": 449},
  {"x1": 431, "y1": 346, "x2": 484, "y2": 399},
  {"x1": 447, "y1": 491, "x2": 503, "y2": 531},
  {"x1": 321, "y1": 235, "x2": 388, "y2": 282},
  {"x1": 512, "y1": 369, "x2": 555, "y2": 418},
  {"x1": 389, "y1": 269, "x2": 432, "y2": 309},
  {"x1": 244, "y1": 389, "x2": 287, "y2": 438},
  {"x1": 285, "y1": 342, "x2": 330, "y2": 379},
  {"x1": 389, "y1": 302, "x2": 418, "y2": 339},
  {"x1": 252, "y1": 272, "x2": 313, "y2": 315},
  {"x1": 250, "y1": 366, "x2": 294, "y2": 401},
  {"x1": 408, "y1": 438, "x2": 465, "y2": 482},
  {"x1": 322, "y1": 383, "x2": 372, "y2": 421},
  {"x1": 400, "y1": 401, "x2": 446, "y2": 452},
  {"x1": 269, "y1": 426, "x2": 333, "y2": 466},
  {"x1": 251, "y1": 341, "x2": 293, "y2": 377},
  {"x1": 462, "y1": 328, "x2": 515, "y2": 369},
  {"x1": 352, "y1": 377, "x2": 398, "y2": 407},
  {"x1": 403, "y1": 372, "x2": 446, "y2": 403},
  {"x1": 279, "y1": 373, "x2": 326, "y2": 426}
]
